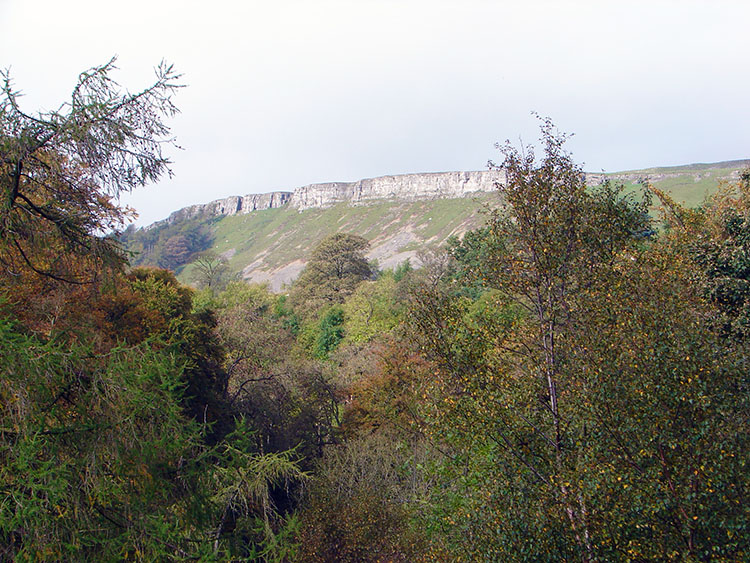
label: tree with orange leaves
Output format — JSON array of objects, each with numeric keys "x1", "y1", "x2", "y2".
[{"x1": 0, "y1": 57, "x2": 181, "y2": 284}]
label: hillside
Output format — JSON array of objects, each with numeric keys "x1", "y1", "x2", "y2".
[
  {"x1": 587, "y1": 159, "x2": 750, "y2": 208},
  {"x1": 121, "y1": 160, "x2": 749, "y2": 290}
]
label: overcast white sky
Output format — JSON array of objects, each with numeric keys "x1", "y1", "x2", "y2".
[{"x1": 2, "y1": 0, "x2": 749, "y2": 226}]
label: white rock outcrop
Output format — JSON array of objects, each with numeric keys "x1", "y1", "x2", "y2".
[
  {"x1": 143, "y1": 160, "x2": 750, "y2": 231},
  {"x1": 241, "y1": 192, "x2": 292, "y2": 212},
  {"x1": 147, "y1": 191, "x2": 292, "y2": 230},
  {"x1": 145, "y1": 171, "x2": 505, "y2": 230},
  {"x1": 289, "y1": 170, "x2": 502, "y2": 210}
]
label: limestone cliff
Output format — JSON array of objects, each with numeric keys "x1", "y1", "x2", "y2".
[
  {"x1": 146, "y1": 171, "x2": 503, "y2": 229},
  {"x1": 145, "y1": 161, "x2": 750, "y2": 230},
  {"x1": 147, "y1": 191, "x2": 292, "y2": 229},
  {"x1": 290, "y1": 170, "x2": 503, "y2": 210}
]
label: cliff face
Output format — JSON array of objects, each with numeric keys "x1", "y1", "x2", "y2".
[
  {"x1": 144, "y1": 160, "x2": 750, "y2": 231},
  {"x1": 290, "y1": 170, "x2": 502, "y2": 210},
  {"x1": 145, "y1": 170, "x2": 502, "y2": 229},
  {"x1": 242, "y1": 191, "x2": 292, "y2": 212},
  {"x1": 148, "y1": 191, "x2": 292, "y2": 229}
]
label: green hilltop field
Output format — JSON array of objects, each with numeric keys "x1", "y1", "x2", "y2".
[{"x1": 599, "y1": 159, "x2": 750, "y2": 208}]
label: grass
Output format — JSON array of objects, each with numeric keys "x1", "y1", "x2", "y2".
[
  {"x1": 173, "y1": 196, "x2": 494, "y2": 286},
  {"x1": 602, "y1": 161, "x2": 748, "y2": 208}
]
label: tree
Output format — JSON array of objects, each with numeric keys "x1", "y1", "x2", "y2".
[
  {"x1": 0, "y1": 318, "x2": 208, "y2": 560},
  {"x1": 0, "y1": 57, "x2": 181, "y2": 283},
  {"x1": 403, "y1": 121, "x2": 750, "y2": 560},
  {"x1": 296, "y1": 432, "x2": 429, "y2": 563},
  {"x1": 208, "y1": 281, "x2": 339, "y2": 465},
  {"x1": 341, "y1": 275, "x2": 403, "y2": 345},
  {"x1": 0, "y1": 314, "x2": 306, "y2": 560},
  {"x1": 565, "y1": 241, "x2": 749, "y2": 561},
  {"x1": 672, "y1": 168, "x2": 750, "y2": 339},
  {"x1": 290, "y1": 233, "x2": 373, "y2": 316},
  {"x1": 192, "y1": 250, "x2": 233, "y2": 292},
  {"x1": 408, "y1": 120, "x2": 666, "y2": 560},
  {"x1": 0, "y1": 62, "x2": 320, "y2": 560},
  {"x1": 314, "y1": 305, "x2": 345, "y2": 359}
]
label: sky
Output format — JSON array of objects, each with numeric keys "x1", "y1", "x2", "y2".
[{"x1": 2, "y1": 0, "x2": 749, "y2": 226}]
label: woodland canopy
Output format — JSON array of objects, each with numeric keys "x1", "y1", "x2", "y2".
[{"x1": 1, "y1": 65, "x2": 748, "y2": 562}]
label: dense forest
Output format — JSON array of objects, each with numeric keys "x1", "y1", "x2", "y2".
[{"x1": 2, "y1": 62, "x2": 749, "y2": 562}]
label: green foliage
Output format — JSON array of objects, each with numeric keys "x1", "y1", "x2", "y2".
[
  {"x1": 415, "y1": 244, "x2": 750, "y2": 560},
  {"x1": 297, "y1": 339, "x2": 434, "y2": 561},
  {"x1": 404, "y1": 121, "x2": 748, "y2": 561},
  {"x1": 688, "y1": 168, "x2": 750, "y2": 338},
  {"x1": 273, "y1": 294, "x2": 300, "y2": 334},
  {"x1": 446, "y1": 226, "x2": 504, "y2": 298},
  {"x1": 291, "y1": 233, "x2": 373, "y2": 318},
  {"x1": 209, "y1": 418, "x2": 308, "y2": 561},
  {"x1": 199, "y1": 278, "x2": 277, "y2": 313},
  {"x1": 6, "y1": 71, "x2": 750, "y2": 561},
  {"x1": 209, "y1": 281, "x2": 339, "y2": 466},
  {"x1": 569, "y1": 245, "x2": 749, "y2": 561},
  {"x1": 342, "y1": 278, "x2": 398, "y2": 344},
  {"x1": 0, "y1": 316, "x2": 207, "y2": 560},
  {"x1": 191, "y1": 250, "x2": 234, "y2": 292},
  {"x1": 315, "y1": 305, "x2": 345, "y2": 359},
  {"x1": 296, "y1": 433, "x2": 429, "y2": 562},
  {"x1": 0, "y1": 63, "x2": 323, "y2": 561},
  {"x1": 123, "y1": 218, "x2": 214, "y2": 272},
  {"x1": 0, "y1": 289, "x2": 311, "y2": 560},
  {"x1": 392, "y1": 258, "x2": 413, "y2": 282},
  {"x1": 97, "y1": 267, "x2": 230, "y2": 442}
]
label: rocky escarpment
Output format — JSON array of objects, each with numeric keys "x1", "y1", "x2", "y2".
[
  {"x1": 290, "y1": 170, "x2": 503, "y2": 210},
  {"x1": 147, "y1": 191, "x2": 292, "y2": 229},
  {"x1": 146, "y1": 171, "x2": 503, "y2": 229},
  {"x1": 144, "y1": 160, "x2": 750, "y2": 231}
]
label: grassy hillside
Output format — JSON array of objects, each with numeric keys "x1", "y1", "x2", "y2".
[
  {"x1": 178, "y1": 194, "x2": 496, "y2": 290},
  {"x1": 602, "y1": 159, "x2": 750, "y2": 208},
  {"x1": 123, "y1": 160, "x2": 748, "y2": 290}
]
